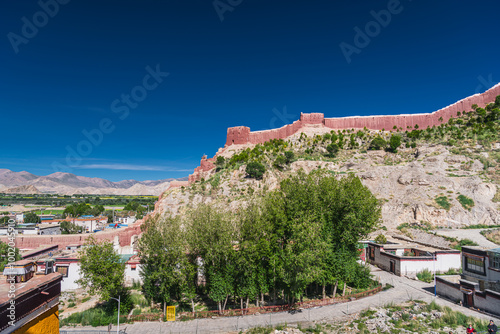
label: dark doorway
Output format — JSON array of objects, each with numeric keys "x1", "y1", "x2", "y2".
[
  {"x1": 390, "y1": 260, "x2": 395, "y2": 274},
  {"x1": 463, "y1": 293, "x2": 474, "y2": 307}
]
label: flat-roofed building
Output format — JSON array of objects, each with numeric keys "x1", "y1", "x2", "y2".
[{"x1": 0, "y1": 261, "x2": 63, "y2": 333}]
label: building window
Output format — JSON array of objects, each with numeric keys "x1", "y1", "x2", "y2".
[
  {"x1": 56, "y1": 266, "x2": 69, "y2": 277},
  {"x1": 491, "y1": 254, "x2": 500, "y2": 269},
  {"x1": 465, "y1": 256, "x2": 485, "y2": 275}
]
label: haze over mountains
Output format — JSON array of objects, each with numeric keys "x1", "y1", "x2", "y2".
[{"x1": 0, "y1": 169, "x2": 187, "y2": 195}]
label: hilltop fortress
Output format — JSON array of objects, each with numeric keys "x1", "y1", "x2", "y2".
[
  {"x1": 3, "y1": 83, "x2": 499, "y2": 252},
  {"x1": 188, "y1": 83, "x2": 500, "y2": 183}
]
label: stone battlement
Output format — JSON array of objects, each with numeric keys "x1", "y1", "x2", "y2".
[{"x1": 225, "y1": 83, "x2": 500, "y2": 146}]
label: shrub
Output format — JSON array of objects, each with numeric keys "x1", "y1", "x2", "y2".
[
  {"x1": 457, "y1": 195, "x2": 474, "y2": 210},
  {"x1": 246, "y1": 162, "x2": 266, "y2": 179},
  {"x1": 374, "y1": 234, "x2": 387, "y2": 244},
  {"x1": 369, "y1": 136, "x2": 386, "y2": 150},
  {"x1": 435, "y1": 196, "x2": 451, "y2": 210},
  {"x1": 215, "y1": 156, "x2": 226, "y2": 170},
  {"x1": 273, "y1": 155, "x2": 287, "y2": 170},
  {"x1": 284, "y1": 151, "x2": 295, "y2": 163},
  {"x1": 326, "y1": 143, "x2": 339, "y2": 157},
  {"x1": 388, "y1": 135, "x2": 401, "y2": 153},
  {"x1": 416, "y1": 269, "x2": 433, "y2": 283}
]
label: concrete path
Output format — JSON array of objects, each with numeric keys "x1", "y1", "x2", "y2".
[
  {"x1": 433, "y1": 228, "x2": 498, "y2": 248},
  {"x1": 60, "y1": 267, "x2": 500, "y2": 334}
]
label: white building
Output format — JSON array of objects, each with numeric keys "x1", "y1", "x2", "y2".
[
  {"x1": 366, "y1": 240, "x2": 461, "y2": 278},
  {"x1": 436, "y1": 246, "x2": 500, "y2": 316},
  {"x1": 54, "y1": 251, "x2": 142, "y2": 291}
]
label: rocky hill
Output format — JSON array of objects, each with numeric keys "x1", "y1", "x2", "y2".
[
  {"x1": 154, "y1": 86, "x2": 500, "y2": 232},
  {"x1": 4, "y1": 185, "x2": 40, "y2": 194},
  {"x1": 0, "y1": 169, "x2": 187, "y2": 195}
]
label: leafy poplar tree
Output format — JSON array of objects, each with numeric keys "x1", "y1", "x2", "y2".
[
  {"x1": 77, "y1": 236, "x2": 131, "y2": 312},
  {"x1": 138, "y1": 215, "x2": 196, "y2": 312}
]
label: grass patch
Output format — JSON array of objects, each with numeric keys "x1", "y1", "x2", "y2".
[
  {"x1": 493, "y1": 187, "x2": 500, "y2": 202},
  {"x1": 451, "y1": 238, "x2": 479, "y2": 250},
  {"x1": 457, "y1": 194, "x2": 474, "y2": 210},
  {"x1": 60, "y1": 306, "x2": 128, "y2": 327},
  {"x1": 463, "y1": 224, "x2": 500, "y2": 229},
  {"x1": 435, "y1": 196, "x2": 451, "y2": 210},
  {"x1": 481, "y1": 228, "x2": 500, "y2": 245},
  {"x1": 416, "y1": 268, "x2": 433, "y2": 283}
]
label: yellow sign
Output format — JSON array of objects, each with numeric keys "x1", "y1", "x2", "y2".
[{"x1": 166, "y1": 306, "x2": 175, "y2": 321}]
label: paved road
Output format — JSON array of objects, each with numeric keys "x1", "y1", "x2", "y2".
[
  {"x1": 433, "y1": 228, "x2": 498, "y2": 248},
  {"x1": 61, "y1": 267, "x2": 500, "y2": 334}
]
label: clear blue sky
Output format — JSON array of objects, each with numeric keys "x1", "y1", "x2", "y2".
[{"x1": 1, "y1": 0, "x2": 499, "y2": 181}]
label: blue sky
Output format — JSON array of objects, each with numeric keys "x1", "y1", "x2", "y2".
[{"x1": 1, "y1": 0, "x2": 499, "y2": 181}]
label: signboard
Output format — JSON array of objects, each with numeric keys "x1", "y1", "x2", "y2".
[{"x1": 166, "y1": 306, "x2": 175, "y2": 321}]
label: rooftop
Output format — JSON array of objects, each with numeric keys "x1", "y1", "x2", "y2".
[{"x1": 0, "y1": 272, "x2": 62, "y2": 306}]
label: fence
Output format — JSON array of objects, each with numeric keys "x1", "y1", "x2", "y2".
[{"x1": 128, "y1": 284, "x2": 382, "y2": 322}]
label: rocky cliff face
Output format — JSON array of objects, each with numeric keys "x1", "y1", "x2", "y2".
[
  {"x1": 156, "y1": 85, "x2": 500, "y2": 231},
  {"x1": 156, "y1": 144, "x2": 499, "y2": 230}
]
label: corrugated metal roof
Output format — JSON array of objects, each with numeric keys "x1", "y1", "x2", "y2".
[{"x1": 488, "y1": 247, "x2": 500, "y2": 254}]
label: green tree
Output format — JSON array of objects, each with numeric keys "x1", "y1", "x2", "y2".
[
  {"x1": 60, "y1": 221, "x2": 84, "y2": 234},
  {"x1": 187, "y1": 204, "x2": 236, "y2": 312},
  {"x1": 273, "y1": 155, "x2": 287, "y2": 170},
  {"x1": 369, "y1": 136, "x2": 386, "y2": 150},
  {"x1": 0, "y1": 216, "x2": 11, "y2": 226},
  {"x1": 284, "y1": 151, "x2": 295, "y2": 164},
  {"x1": 263, "y1": 170, "x2": 380, "y2": 304},
  {"x1": 389, "y1": 135, "x2": 401, "y2": 153},
  {"x1": 215, "y1": 156, "x2": 226, "y2": 171},
  {"x1": 138, "y1": 215, "x2": 196, "y2": 312},
  {"x1": 0, "y1": 241, "x2": 21, "y2": 271},
  {"x1": 23, "y1": 212, "x2": 41, "y2": 224},
  {"x1": 326, "y1": 143, "x2": 339, "y2": 157},
  {"x1": 246, "y1": 162, "x2": 266, "y2": 179},
  {"x1": 77, "y1": 236, "x2": 131, "y2": 312}
]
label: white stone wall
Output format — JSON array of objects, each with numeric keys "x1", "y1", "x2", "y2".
[
  {"x1": 436, "y1": 276, "x2": 462, "y2": 302},
  {"x1": 59, "y1": 263, "x2": 81, "y2": 291},
  {"x1": 124, "y1": 264, "x2": 142, "y2": 286},
  {"x1": 474, "y1": 290, "x2": 500, "y2": 317},
  {"x1": 436, "y1": 253, "x2": 461, "y2": 272}
]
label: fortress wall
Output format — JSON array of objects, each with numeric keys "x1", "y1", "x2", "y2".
[
  {"x1": 1, "y1": 224, "x2": 142, "y2": 250},
  {"x1": 325, "y1": 84, "x2": 500, "y2": 131},
  {"x1": 226, "y1": 84, "x2": 500, "y2": 143}
]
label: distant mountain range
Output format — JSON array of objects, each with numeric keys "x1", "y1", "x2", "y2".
[{"x1": 0, "y1": 169, "x2": 187, "y2": 195}]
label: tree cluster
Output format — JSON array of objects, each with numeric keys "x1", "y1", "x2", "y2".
[
  {"x1": 60, "y1": 220, "x2": 84, "y2": 234},
  {"x1": 63, "y1": 203, "x2": 105, "y2": 218},
  {"x1": 138, "y1": 170, "x2": 381, "y2": 312}
]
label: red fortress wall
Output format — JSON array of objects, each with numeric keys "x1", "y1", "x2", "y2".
[
  {"x1": 1, "y1": 222, "x2": 142, "y2": 251},
  {"x1": 226, "y1": 84, "x2": 500, "y2": 145}
]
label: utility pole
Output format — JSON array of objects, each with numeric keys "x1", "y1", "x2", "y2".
[
  {"x1": 109, "y1": 296, "x2": 121, "y2": 334},
  {"x1": 433, "y1": 253, "x2": 437, "y2": 297}
]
